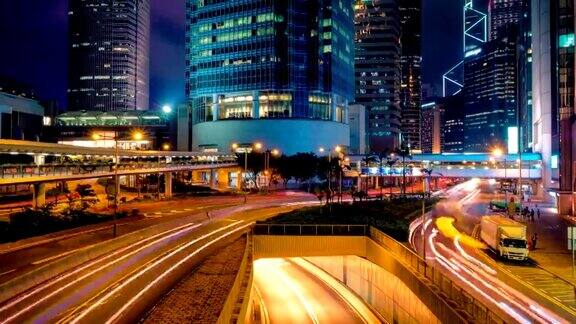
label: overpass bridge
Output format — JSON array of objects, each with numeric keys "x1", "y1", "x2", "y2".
[
  {"x1": 0, "y1": 140, "x2": 240, "y2": 207},
  {"x1": 348, "y1": 152, "x2": 542, "y2": 180}
]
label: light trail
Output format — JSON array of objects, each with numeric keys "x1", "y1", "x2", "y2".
[
  {"x1": 69, "y1": 221, "x2": 246, "y2": 323},
  {"x1": 0, "y1": 222, "x2": 202, "y2": 322},
  {"x1": 291, "y1": 258, "x2": 380, "y2": 324}
]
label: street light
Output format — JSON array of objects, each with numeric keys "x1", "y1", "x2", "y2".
[
  {"x1": 162, "y1": 143, "x2": 171, "y2": 150},
  {"x1": 91, "y1": 131, "x2": 144, "y2": 238},
  {"x1": 232, "y1": 142, "x2": 262, "y2": 190},
  {"x1": 162, "y1": 105, "x2": 172, "y2": 114},
  {"x1": 264, "y1": 148, "x2": 280, "y2": 193}
]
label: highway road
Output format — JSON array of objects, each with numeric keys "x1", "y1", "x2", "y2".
[
  {"x1": 0, "y1": 193, "x2": 319, "y2": 323},
  {"x1": 253, "y1": 257, "x2": 379, "y2": 324},
  {"x1": 410, "y1": 179, "x2": 571, "y2": 323},
  {"x1": 0, "y1": 193, "x2": 315, "y2": 283}
]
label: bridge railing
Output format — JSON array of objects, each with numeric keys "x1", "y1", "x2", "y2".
[
  {"x1": 369, "y1": 227, "x2": 507, "y2": 323},
  {"x1": 0, "y1": 160, "x2": 237, "y2": 179},
  {"x1": 252, "y1": 223, "x2": 368, "y2": 236}
]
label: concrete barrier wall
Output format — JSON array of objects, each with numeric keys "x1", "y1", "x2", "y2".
[
  {"x1": 217, "y1": 235, "x2": 253, "y2": 324},
  {"x1": 253, "y1": 235, "x2": 367, "y2": 259},
  {"x1": 252, "y1": 234, "x2": 465, "y2": 323},
  {"x1": 305, "y1": 255, "x2": 440, "y2": 324}
]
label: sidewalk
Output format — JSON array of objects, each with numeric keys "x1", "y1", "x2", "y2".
[{"x1": 517, "y1": 202, "x2": 576, "y2": 287}]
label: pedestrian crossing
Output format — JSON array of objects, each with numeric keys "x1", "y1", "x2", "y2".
[{"x1": 500, "y1": 263, "x2": 576, "y2": 311}]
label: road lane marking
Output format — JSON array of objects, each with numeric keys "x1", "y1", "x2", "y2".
[
  {"x1": 69, "y1": 221, "x2": 248, "y2": 324},
  {"x1": 0, "y1": 222, "x2": 200, "y2": 322}
]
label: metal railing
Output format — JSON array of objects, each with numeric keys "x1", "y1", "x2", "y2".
[
  {"x1": 369, "y1": 227, "x2": 506, "y2": 323},
  {"x1": 252, "y1": 224, "x2": 368, "y2": 236},
  {"x1": 0, "y1": 161, "x2": 237, "y2": 180}
]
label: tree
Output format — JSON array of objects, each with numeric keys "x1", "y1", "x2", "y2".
[{"x1": 394, "y1": 145, "x2": 412, "y2": 195}]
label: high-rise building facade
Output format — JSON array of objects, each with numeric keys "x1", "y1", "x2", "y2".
[
  {"x1": 442, "y1": 94, "x2": 465, "y2": 153},
  {"x1": 463, "y1": 34, "x2": 518, "y2": 152},
  {"x1": 420, "y1": 101, "x2": 443, "y2": 154},
  {"x1": 489, "y1": 0, "x2": 526, "y2": 40},
  {"x1": 532, "y1": 0, "x2": 574, "y2": 213},
  {"x1": 68, "y1": 0, "x2": 150, "y2": 111},
  {"x1": 354, "y1": 0, "x2": 401, "y2": 151},
  {"x1": 399, "y1": 0, "x2": 422, "y2": 150},
  {"x1": 186, "y1": 0, "x2": 354, "y2": 155}
]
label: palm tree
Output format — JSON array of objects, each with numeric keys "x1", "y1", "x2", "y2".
[
  {"x1": 394, "y1": 145, "x2": 412, "y2": 196},
  {"x1": 386, "y1": 154, "x2": 398, "y2": 197}
]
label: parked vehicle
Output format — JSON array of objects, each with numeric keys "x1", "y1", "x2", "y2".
[{"x1": 480, "y1": 215, "x2": 528, "y2": 261}]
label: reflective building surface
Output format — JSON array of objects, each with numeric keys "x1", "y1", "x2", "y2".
[
  {"x1": 186, "y1": 0, "x2": 354, "y2": 154},
  {"x1": 354, "y1": 0, "x2": 401, "y2": 151},
  {"x1": 68, "y1": 0, "x2": 150, "y2": 111}
]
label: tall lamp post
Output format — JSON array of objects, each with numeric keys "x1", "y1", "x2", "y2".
[
  {"x1": 92, "y1": 130, "x2": 144, "y2": 238},
  {"x1": 319, "y1": 146, "x2": 342, "y2": 201},
  {"x1": 264, "y1": 148, "x2": 280, "y2": 193},
  {"x1": 492, "y1": 148, "x2": 508, "y2": 203}
]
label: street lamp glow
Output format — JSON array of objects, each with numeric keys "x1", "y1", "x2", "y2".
[
  {"x1": 335, "y1": 145, "x2": 342, "y2": 153},
  {"x1": 492, "y1": 148, "x2": 503, "y2": 158},
  {"x1": 254, "y1": 142, "x2": 262, "y2": 150},
  {"x1": 162, "y1": 143, "x2": 171, "y2": 150},
  {"x1": 162, "y1": 105, "x2": 172, "y2": 113},
  {"x1": 231, "y1": 143, "x2": 238, "y2": 150},
  {"x1": 318, "y1": 147, "x2": 325, "y2": 153},
  {"x1": 91, "y1": 133, "x2": 101, "y2": 140},
  {"x1": 132, "y1": 131, "x2": 144, "y2": 141},
  {"x1": 271, "y1": 148, "x2": 280, "y2": 156}
]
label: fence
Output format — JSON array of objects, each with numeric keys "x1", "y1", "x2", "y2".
[
  {"x1": 369, "y1": 227, "x2": 507, "y2": 323},
  {"x1": 252, "y1": 223, "x2": 368, "y2": 236}
]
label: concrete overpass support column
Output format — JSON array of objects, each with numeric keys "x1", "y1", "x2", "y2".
[
  {"x1": 164, "y1": 172, "x2": 173, "y2": 198},
  {"x1": 218, "y1": 170, "x2": 230, "y2": 190},
  {"x1": 374, "y1": 176, "x2": 379, "y2": 189},
  {"x1": 209, "y1": 169, "x2": 217, "y2": 189},
  {"x1": 192, "y1": 170, "x2": 203, "y2": 183},
  {"x1": 33, "y1": 183, "x2": 46, "y2": 208}
]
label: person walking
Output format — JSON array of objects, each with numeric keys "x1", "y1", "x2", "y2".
[
  {"x1": 531, "y1": 233, "x2": 538, "y2": 250},
  {"x1": 537, "y1": 208, "x2": 541, "y2": 220},
  {"x1": 530, "y1": 209, "x2": 535, "y2": 222}
]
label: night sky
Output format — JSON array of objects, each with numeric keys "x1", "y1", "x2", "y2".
[{"x1": 0, "y1": 0, "x2": 461, "y2": 109}]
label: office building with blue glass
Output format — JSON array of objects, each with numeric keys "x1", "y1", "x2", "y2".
[{"x1": 185, "y1": 0, "x2": 354, "y2": 154}]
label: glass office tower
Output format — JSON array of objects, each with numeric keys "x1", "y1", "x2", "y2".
[
  {"x1": 68, "y1": 0, "x2": 150, "y2": 111},
  {"x1": 186, "y1": 0, "x2": 354, "y2": 154}
]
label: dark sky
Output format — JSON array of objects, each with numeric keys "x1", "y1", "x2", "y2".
[{"x1": 0, "y1": 0, "x2": 461, "y2": 109}]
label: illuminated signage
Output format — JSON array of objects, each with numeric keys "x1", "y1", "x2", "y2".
[
  {"x1": 559, "y1": 33, "x2": 575, "y2": 48},
  {"x1": 507, "y1": 127, "x2": 518, "y2": 154}
]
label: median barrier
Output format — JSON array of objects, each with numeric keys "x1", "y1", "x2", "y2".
[{"x1": 218, "y1": 234, "x2": 254, "y2": 324}]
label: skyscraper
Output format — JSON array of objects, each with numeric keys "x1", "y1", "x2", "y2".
[
  {"x1": 399, "y1": 0, "x2": 422, "y2": 151},
  {"x1": 532, "y1": 0, "x2": 574, "y2": 213},
  {"x1": 489, "y1": 0, "x2": 526, "y2": 40},
  {"x1": 420, "y1": 101, "x2": 443, "y2": 154},
  {"x1": 186, "y1": 0, "x2": 354, "y2": 155},
  {"x1": 68, "y1": 0, "x2": 150, "y2": 111},
  {"x1": 463, "y1": 33, "x2": 518, "y2": 152},
  {"x1": 354, "y1": 0, "x2": 402, "y2": 151}
]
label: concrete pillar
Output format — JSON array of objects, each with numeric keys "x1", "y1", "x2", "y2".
[
  {"x1": 235, "y1": 171, "x2": 242, "y2": 188},
  {"x1": 252, "y1": 90, "x2": 260, "y2": 118},
  {"x1": 375, "y1": 176, "x2": 379, "y2": 189},
  {"x1": 209, "y1": 169, "x2": 217, "y2": 189},
  {"x1": 33, "y1": 183, "x2": 46, "y2": 208},
  {"x1": 357, "y1": 176, "x2": 361, "y2": 190},
  {"x1": 164, "y1": 172, "x2": 173, "y2": 198},
  {"x1": 192, "y1": 170, "x2": 203, "y2": 183},
  {"x1": 218, "y1": 170, "x2": 230, "y2": 190}
]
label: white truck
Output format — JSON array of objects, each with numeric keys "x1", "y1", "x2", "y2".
[{"x1": 480, "y1": 216, "x2": 529, "y2": 261}]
